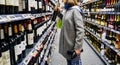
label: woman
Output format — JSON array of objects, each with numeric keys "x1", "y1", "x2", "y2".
[{"x1": 58, "y1": 0, "x2": 84, "y2": 65}]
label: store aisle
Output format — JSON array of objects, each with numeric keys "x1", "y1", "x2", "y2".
[{"x1": 49, "y1": 29, "x2": 105, "y2": 65}]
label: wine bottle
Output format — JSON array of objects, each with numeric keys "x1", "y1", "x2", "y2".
[
  {"x1": 42, "y1": 0, "x2": 46, "y2": 12},
  {"x1": 12, "y1": 23, "x2": 22, "y2": 64},
  {"x1": 5, "y1": 0, "x2": 14, "y2": 14},
  {"x1": 116, "y1": 54, "x2": 120, "y2": 65},
  {"x1": 19, "y1": 0, "x2": 28, "y2": 13},
  {"x1": 21, "y1": 23, "x2": 26, "y2": 58},
  {"x1": 18, "y1": 0, "x2": 23, "y2": 13},
  {"x1": 0, "y1": 56, "x2": 3, "y2": 65},
  {"x1": 22, "y1": 0, "x2": 29, "y2": 13},
  {"x1": 26, "y1": 20, "x2": 34, "y2": 48},
  {"x1": 38, "y1": 0, "x2": 42, "y2": 13},
  {"x1": 7, "y1": 23, "x2": 18, "y2": 65},
  {"x1": 115, "y1": 34, "x2": 120, "y2": 49},
  {"x1": 14, "y1": 0, "x2": 19, "y2": 14},
  {"x1": 116, "y1": 15, "x2": 120, "y2": 31},
  {"x1": 0, "y1": 24, "x2": 3, "y2": 65},
  {"x1": 0, "y1": 0, "x2": 5, "y2": 14},
  {"x1": 17, "y1": 23, "x2": 25, "y2": 63},
  {"x1": 1, "y1": 24, "x2": 11, "y2": 65},
  {"x1": 34, "y1": 0, "x2": 38, "y2": 13}
]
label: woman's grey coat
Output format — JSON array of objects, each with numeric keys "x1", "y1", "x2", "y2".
[{"x1": 59, "y1": 6, "x2": 84, "y2": 59}]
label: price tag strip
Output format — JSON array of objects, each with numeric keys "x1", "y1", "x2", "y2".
[
  {"x1": 41, "y1": 32, "x2": 55, "y2": 65},
  {"x1": 19, "y1": 22, "x2": 55, "y2": 65},
  {"x1": 0, "y1": 16, "x2": 6, "y2": 23}
]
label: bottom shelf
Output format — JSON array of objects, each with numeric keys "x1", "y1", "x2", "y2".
[{"x1": 84, "y1": 38, "x2": 110, "y2": 65}]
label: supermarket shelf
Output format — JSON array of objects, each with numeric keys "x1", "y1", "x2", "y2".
[
  {"x1": 49, "y1": 0, "x2": 56, "y2": 6},
  {"x1": 84, "y1": 19, "x2": 120, "y2": 35},
  {"x1": 84, "y1": 38, "x2": 110, "y2": 65},
  {"x1": 0, "y1": 12, "x2": 52, "y2": 24},
  {"x1": 81, "y1": 0, "x2": 99, "y2": 6},
  {"x1": 83, "y1": 12, "x2": 120, "y2": 15},
  {"x1": 34, "y1": 19, "x2": 50, "y2": 29},
  {"x1": 85, "y1": 28, "x2": 120, "y2": 55},
  {"x1": 19, "y1": 22, "x2": 55, "y2": 65},
  {"x1": 40, "y1": 32, "x2": 55, "y2": 65},
  {"x1": 38, "y1": 30, "x2": 54, "y2": 65},
  {"x1": 32, "y1": 12, "x2": 52, "y2": 18}
]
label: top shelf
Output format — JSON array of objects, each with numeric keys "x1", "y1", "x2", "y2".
[
  {"x1": 0, "y1": 12, "x2": 53, "y2": 24},
  {"x1": 80, "y1": 0, "x2": 99, "y2": 6},
  {"x1": 83, "y1": 11, "x2": 120, "y2": 15}
]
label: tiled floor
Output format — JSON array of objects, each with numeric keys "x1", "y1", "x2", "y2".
[{"x1": 49, "y1": 29, "x2": 105, "y2": 65}]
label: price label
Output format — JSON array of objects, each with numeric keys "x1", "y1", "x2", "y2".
[
  {"x1": 24, "y1": 55, "x2": 32, "y2": 64},
  {"x1": 7, "y1": 15, "x2": 16, "y2": 21},
  {"x1": 32, "y1": 51, "x2": 38, "y2": 57},
  {"x1": 0, "y1": 16, "x2": 4, "y2": 23},
  {"x1": 22, "y1": 14, "x2": 29, "y2": 19}
]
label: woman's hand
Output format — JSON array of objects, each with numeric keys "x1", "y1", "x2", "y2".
[
  {"x1": 75, "y1": 49, "x2": 81, "y2": 55},
  {"x1": 55, "y1": 5, "x2": 60, "y2": 11}
]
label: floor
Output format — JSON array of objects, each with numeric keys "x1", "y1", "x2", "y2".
[{"x1": 49, "y1": 29, "x2": 105, "y2": 65}]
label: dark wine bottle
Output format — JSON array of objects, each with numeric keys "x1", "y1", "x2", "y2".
[
  {"x1": 12, "y1": 23, "x2": 22, "y2": 64},
  {"x1": 7, "y1": 23, "x2": 17, "y2": 65},
  {"x1": 21, "y1": 23, "x2": 26, "y2": 58},
  {"x1": 34, "y1": 0, "x2": 38, "y2": 13},
  {"x1": 1, "y1": 24, "x2": 11, "y2": 65},
  {"x1": 5, "y1": 0, "x2": 14, "y2": 14},
  {"x1": 0, "y1": 24, "x2": 3, "y2": 65},
  {"x1": 116, "y1": 15, "x2": 120, "y2": 31},
  {"x1": 42, "y1": 0, "x2": 46, "y2": 12},
  {"x1": 38, "y1": 0, "x2": 42, "y2": 13},
  {"x1": 28, "y1": 0, "x2": 35, "y2": 13},
  {"x1": 0, "y1": 0, "x2": 5, "y2": 14},
  {"x1": 26, "y1": 20, "x2": 34, "y2": 48},
  {"x1": 115, "y1": 34, "x2": 120, "y2": 49},
  {"x1": 14, "y1": 0, "x2": 19, "y2": 14},
  {"x1": 116, "y1": 54, "x2": 120, "y2": 65}
]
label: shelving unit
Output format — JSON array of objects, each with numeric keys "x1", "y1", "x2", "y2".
[
  {"x1": 85, "y1": 28, "x2": 120, "y2": 55},
  {"x1": 19, "y1": 22, "x2": 56, "y2": 65},
  {"x1": 84, "y1": 19, "x2": 120, "y2": 35},
  {"x1": 83, "y1": 0, "x2": 120, "y2": 64},
  {"x1": 0, "y1": 12, "x2": 52, "y2": 24},
  {"x1": 0, "y1": 0, "x2": 58, "y2": 65},
  {"x1": 84, "y1": 38, "x2": 110, "y2": 65}
]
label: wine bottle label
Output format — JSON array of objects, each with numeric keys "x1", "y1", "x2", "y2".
[
  {"x1": 19, "y1": 24, "x2": 22, "y2": 32},
  {"x1": 14, "y1": 0, "x2": 19, "y2": 6},
  {"x1": 6, "y1": 0, "x2": 14, "y2": 5},
  {"x1": 34, "y1": 1, "x2": 37, "y2": 9},
  {"x1": 0, "y1": 57, "x2": 3, "y2": 65},
  {"x1": 28, "y1": 0, "x2": 34, "y2": 11},
  {"x1": 101, "y1": 21, "x2": 105, "y2": 26},
  {"x1": 0, "y1": 29, "x2": 4, "y2": 39},
  {"x1": 15, "y1": 44, "x2": 22, "y2": 59},
  {"x1": 2, "y1": 50, "x2": 10, "y2": 65},
  {"x1": 108, "y1": 24, "x2": 114, "y2": 29},
  {"x1": 14, "y1": 25, "x2": 18, "y2": 34},
  {"x1": 28, "y1": 24, "x2": 32, "y2": 30},
  {"x1": 19, "y1": 0, "x2": 23, "y2": 11},
  {"x1": 28, "y1": 33, "x2": 34, "y2": 45},
  {"x1": 8, "y1": 27, "x2": 12, "y2": 36},
  {"x1": 21, "y1": 41, "x2": 25, "y2": 51},
  {"x1": 23, "y1": 41, "x2": 26, "y2": 51},
  {"x1": 0, "y1": 0, "x2": 5, "y2": 5},
  {"x1": 39, "y1": 2, "x2": 42, "y2": 8},
  {"x1": 22, "y1": 0, "x2": 25, "y2": 9},
  {"x1": 21, "y1": 25, "x2": 24, "y2": 32}
]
